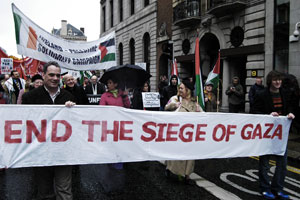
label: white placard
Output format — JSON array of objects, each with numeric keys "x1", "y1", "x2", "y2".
[
  {"x1": 142, "y1": 92, "x2": 160, "y2": 108},
  {"x1": 1, "y1": 58, "x2": 13, "y2": 74}
]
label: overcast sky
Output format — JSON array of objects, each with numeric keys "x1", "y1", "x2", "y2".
[{"x1": 0, "y1": 0, "x2": 100, "y2": 57}]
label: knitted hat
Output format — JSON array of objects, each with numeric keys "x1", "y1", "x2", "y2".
[
  {"x1": 182, "y1": 78, "x2": 194, "y2": 91},
  {"x1": 31, "y1": 74, "x2": 43, "y2": 82}
]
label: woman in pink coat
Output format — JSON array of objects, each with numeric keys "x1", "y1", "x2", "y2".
[
  {"x1": 99, "y1": 77, "x2": 130, "y2": 108},
  {"x1": 99, "y1": 77, "x2": 130, "y2": 170}
]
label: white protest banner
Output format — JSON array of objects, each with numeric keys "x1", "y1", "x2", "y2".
[
  {"x1": 142, "y1": 92, "x2": 160, "y2": 108},
  {"x1": 12, "y1": 4, "x2": 116, "y2": 71},
  {"x1": 0, "y1": 105, "x2": 291, "y2": 168},
  {"x1": 1, "y1": 58, "x2": 13, "y2": 74}
]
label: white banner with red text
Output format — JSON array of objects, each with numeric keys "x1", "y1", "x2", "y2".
[{"x1": 0, "y1": 105, "x2": 292, "y2": 168}]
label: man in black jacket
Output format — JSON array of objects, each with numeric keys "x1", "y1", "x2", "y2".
[
  {"x1": 161, "y1": 75, "x2": 178, "y2": 110},
  {"x1": 253, "y1": 70, "x2": 294, "y2": 200},
  {"x1": 85, "y1": 75, "x2": 106, "y2": 95},
  {"x1": 22, "y1": 61, "x2": 75, "y2": 200}
]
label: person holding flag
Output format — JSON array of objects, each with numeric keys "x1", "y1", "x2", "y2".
[
  {"x1": 205, "y1": 50, "x2": 221, "y2": 112},
  {"x1": 205, "y1": 50, "x2": 220, "y2": 90},
  {"x1": 164, "y1": 78, "x2": 202, "y2": 184}
]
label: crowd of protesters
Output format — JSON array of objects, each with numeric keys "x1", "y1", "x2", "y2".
[{"x1": 0, "y1": 60, "x2": 299, "y2": 200}]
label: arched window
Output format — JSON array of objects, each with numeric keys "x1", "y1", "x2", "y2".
[
  {"x1": 143, "y1": 33, "x2": 150, "y2": 73},
  {"x1": 118, "y1": 43, "x2": 123, "y2": 65},
  {"x1": 129, "y1": 38, "x2": 135, "y2": 65}
]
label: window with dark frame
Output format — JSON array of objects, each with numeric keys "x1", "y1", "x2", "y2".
[
  {"x1": 143, "y1": 33, "x2": 150, "y2": 73},
  {"x1": 130, "y1": 39, "x2": 135, "y2": 65},
  {"x1": 119, "y1": 0, "x2": 123, "y2": 22},
  {"x1": 118, "y1": 43, "x2": 123, "y2": 65},
  {"x1": 102, "y1": 6, "x2": 106, "y2": 32},
  {"x1": 131, "y1": 0, "x2": 135, "y2": 15},
  {"x1": 144, "y1": 0, "x2": 149, "y2": 7},
  {"x1": 110, "y1": 0, "x2": 113, "y2": 28}
]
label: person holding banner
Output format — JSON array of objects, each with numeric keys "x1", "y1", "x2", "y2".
[
  {"x1": 253, "y1": 70, "x2": 294, "y2": 200},
  {"x1": 99, "y1": 77, "x2": 131, "y2": 170},
  {"x1": 22, "y1": 61, "x2": 75, "y2": 200},
  {"x1": 164, "y1": 78, "x2": 202, "y2": 184}
]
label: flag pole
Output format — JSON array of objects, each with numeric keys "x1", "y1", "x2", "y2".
[{"x1": 217, "y1": 82, "x2": 220, "y2": 112}]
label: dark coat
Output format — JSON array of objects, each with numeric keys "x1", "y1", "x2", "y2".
[
  {"x1": 85, "y1": 83, "x2": 106, "y2": 95},
  {"x1": 248, "y1": 83, "x2": 264, "y2": 105},
  {"x1": 22, "y1": 86, "x2": 75, "y2": 105},
  {"x1": 252, "y1": 88, "x2": 292, "y2": 115},
  {"x1": 65, "y1": 85, "x2": 89, "y2": 105}
]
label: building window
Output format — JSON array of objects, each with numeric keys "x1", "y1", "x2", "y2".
[
  {"x1": 119, "y1": 0, "x2": 123, "y2": 22},
  {"x1": 130, "y1": 38, "x2": 135, "y2": 65},
  {"x1": 143, "y1": 33, "x2": 150, "y2": 73},
  {"x1": 144, "y1": 0, "x2": 149, "y2": 7},
  {"x1": 274, "y1": 0, "x2": 289, "y2": 73},
  {"x1": 131, "y1": 0, "x2": 135, "y2": 15},
  {"x1": 118, "y1": 43, "x2": 123, "y2": 65},
  {"x1": 102, "y1": 6, "x2": 106, "y2": 32},
  {"x1": 110, "y1": 0, "x2": 113, "y2": 28}
]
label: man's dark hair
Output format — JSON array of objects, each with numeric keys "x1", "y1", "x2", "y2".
[
  {"x1": 43, "y1": 61, "x2": 61, "y2": 73},
  {"x1": 266, "y1": 70, "x2": 283, "y2": 88},
  {"x1": 10, "y1": 70, "x2": 18, "y2": 76}
]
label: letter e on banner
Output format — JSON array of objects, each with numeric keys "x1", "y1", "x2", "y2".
[
  {"x1": 119, "y1": 121, "x2": 133, "y2": 141},
  {"x1": 5, "y1": 120, "x2": 22, "y2": 143}
]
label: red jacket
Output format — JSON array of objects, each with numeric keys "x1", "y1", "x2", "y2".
[{"x1": 99, "y1": 90, "x2": 131, "y2": 108}]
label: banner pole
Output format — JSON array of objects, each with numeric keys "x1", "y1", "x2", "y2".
[{"x1": 217, "y1": 82, "x2": 220, "y2": 112}]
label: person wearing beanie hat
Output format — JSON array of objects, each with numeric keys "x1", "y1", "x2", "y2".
[
  {"x1": 31, "y1": 74, "x2": 44, "y2": 89},
  {"x1": 17, "y1": 74, "x2": 44, "y2": 104},
  {"x1": 204, "y1": 81, "x2": 219, "y2": 112},
  {"x1": 161, "y1": 75, "x2": 178, "y2": 109},
  {"x1": 164, "y1": 79, "x2": 202, "y2": 185}
]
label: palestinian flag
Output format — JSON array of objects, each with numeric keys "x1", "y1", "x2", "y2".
[
  {"x1": 205, "y1": 50, "x2": 220, "y2": 90},
  {"x1": 99, "y1": 38, "x2": 116, "y2": 63},
  {"x1": 79, "y1": 71, "x2": 93, "y2": 84},
  {"x1": 195, "y1": 37, "x2": 205, "y2": 111}
]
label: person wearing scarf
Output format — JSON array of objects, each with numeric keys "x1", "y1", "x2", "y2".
[{"x1": 99, "y1": 77, "x2": 130, "y2": 108}]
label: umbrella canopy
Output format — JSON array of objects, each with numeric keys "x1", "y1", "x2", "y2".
[{"x1": 100, "y1": 64, "x2": 152, "y2": 90}]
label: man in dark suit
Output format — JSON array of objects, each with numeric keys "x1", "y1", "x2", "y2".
[
  {"x1": 85, "y1": 75, "x2": 106, "y2": 95},
  {"x1": 22, "y1": 61, "x2": 75, "y2": 200},
  {"x1": 253, "y1": 70, "x2": 294, "y2": 200}
]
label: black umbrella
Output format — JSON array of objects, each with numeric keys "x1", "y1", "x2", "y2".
[{"x1": 100, "y1": 64, "x2": 152, "y2": 90}]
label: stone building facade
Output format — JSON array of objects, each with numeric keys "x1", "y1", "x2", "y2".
[
  {"x1": 172, "y1": 0, "x2": 299, "y2": 112},
  {"x1": 100, "y1": 0, "x2": 173, "y2": 91},
  {"x1": 100, "y1": 0, "x2": 299, "y2": 111}
]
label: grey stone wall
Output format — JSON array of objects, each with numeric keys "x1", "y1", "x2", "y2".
[{"x1": 101, "y1": 0, "x2": 158, "y2": 91}]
